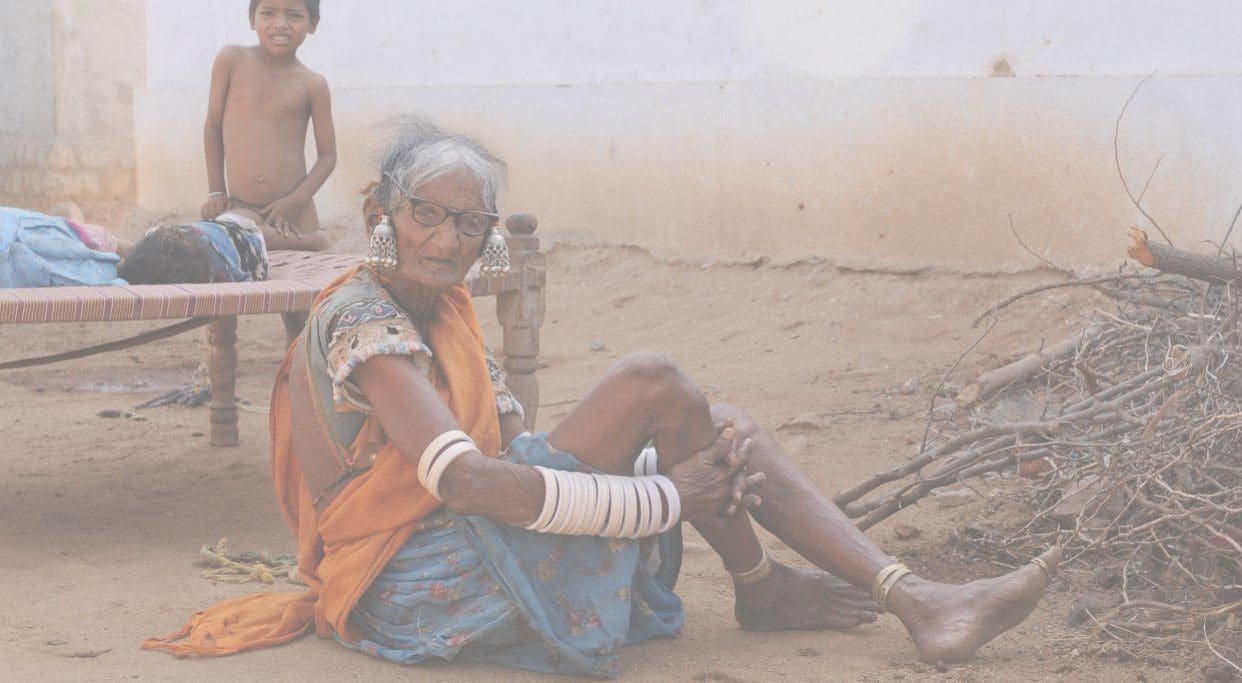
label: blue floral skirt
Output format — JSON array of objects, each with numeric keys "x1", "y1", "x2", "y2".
[{"x1": 337, "y1": 433, "x2": 685, "y2": 678}]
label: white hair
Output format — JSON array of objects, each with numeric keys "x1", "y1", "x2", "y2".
[{"x1": 372, "y1": 116, "x2": 507, "y2": 214}]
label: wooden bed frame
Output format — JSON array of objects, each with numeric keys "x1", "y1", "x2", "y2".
[{"x1": 0, "y1": 215, "x2": 546, "y2": 446}]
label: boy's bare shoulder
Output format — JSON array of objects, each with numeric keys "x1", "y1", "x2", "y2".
[
  {"x1": 279, "y1": 62, "x2": 329, "y2": 102},
  {"x1": 213, "y1": 44, "x2": 261, "y2": 74},
  {"x1": 292, "y1": 61, "x2": 329, "y2": 88},
  {"x1": 215, "y1": 43, "x2": 250, "y2": 62}
]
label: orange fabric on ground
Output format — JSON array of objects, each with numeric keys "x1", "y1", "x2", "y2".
[{"x1": 142, "y1": 267, "x2": 502, "y2": 657}]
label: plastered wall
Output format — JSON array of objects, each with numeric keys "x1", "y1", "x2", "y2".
[
  {"x1": 0, "y1": 0, "x2": 145, "y2": 218},
  {"x1": 6, "y1": 1, "x2": 1242, "y2": 268}
]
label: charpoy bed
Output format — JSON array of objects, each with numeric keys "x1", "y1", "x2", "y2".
[{"x1": 0, "y1": 215, "x2": 545, "y2": 446}]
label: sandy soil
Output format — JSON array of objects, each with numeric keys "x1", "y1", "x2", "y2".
[{"x1": 0, "y1": 241, "x2": 1198, "y2": 681}]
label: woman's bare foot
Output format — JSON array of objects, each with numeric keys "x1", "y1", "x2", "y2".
[
  {"x1": 735, "y1": 560, "x2": 879, "y2": 631},
  {"x1": 886, "y1": 547, "x2": 1062, "y2": 663}
]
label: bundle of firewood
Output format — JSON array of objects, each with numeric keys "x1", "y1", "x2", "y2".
[{"x1": 837, "y1": 229, "x2": 1239, "y2": 645}]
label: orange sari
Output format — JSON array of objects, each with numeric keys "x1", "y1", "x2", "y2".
[{"x1": 143, "y1": 267, "x2": 501, "y2": 657}]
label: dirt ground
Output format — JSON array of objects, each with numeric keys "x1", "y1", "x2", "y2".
[{"x1": 0, "y1": 240, "x2": 1203, "y2": 681}]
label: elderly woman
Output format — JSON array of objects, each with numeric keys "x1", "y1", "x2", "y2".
[{"x1": 145, "y1": 121, "x2": 1060, "y2": 677}]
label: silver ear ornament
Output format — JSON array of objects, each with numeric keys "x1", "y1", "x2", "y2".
[
  {"x1": 480, "y1": 229, "x2": 512, "y2": 278},
  {"x1": 364, "y1": 215, "x2": 398, "y2": 282}
]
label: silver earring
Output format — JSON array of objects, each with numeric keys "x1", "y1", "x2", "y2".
[
  {"x1": 365, "y1": 215, "x2": 398, "y2": 282},
  {"x1": 480, "y1": 229, "x2": 511, "y2": 277}
]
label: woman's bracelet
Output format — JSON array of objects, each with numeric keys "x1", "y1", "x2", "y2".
[
  {"x1": 417, "y1": 429, "x2": 476, "y2": 500},
  {"x1": 418, "y1": 429, "x2": 681, "y2": 538},
  {"x1": 602, "y1": 475, "x2": 628, "y2": 537},
  {"x1": 525, "y1": 466, "x2": 680, "y2": 538},
  {"x1": 634, "y1": 446, "x2": 658, "y2": 476},
  {"x1": 208, "y1": 190, "x2": 228, "y2": 198}
]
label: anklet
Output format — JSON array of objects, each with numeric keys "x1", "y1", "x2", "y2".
[
  {"x1": 870, "y1": 563, "x2": 905, "y2": 602},
  {"x1": 870, "y1": 563, "x2": 912, "y2": 606},
  {"x1": 729, "y1": 547, "x2": 772, "y2": 585},
  {"x1": 877, "y1": 565, "x2": 911, "y2": 606},
  {"x1": 1030, "y1": 556, "x2": 1051, "y2": 578}
]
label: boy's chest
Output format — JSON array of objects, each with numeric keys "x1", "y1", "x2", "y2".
[{"x1": 227, "y1": 69, "x2": 311, "y2": 120}]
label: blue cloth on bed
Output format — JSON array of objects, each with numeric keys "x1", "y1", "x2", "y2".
[
  {"x1": 178, "y1": 219, "x2": 268, "y2": 283},
  {"x1": 338, "y1": 432, "x2": 685, "y2": 678},
  {"x1": 0, "y1": 207, "x2": 122, "y2": 287}
]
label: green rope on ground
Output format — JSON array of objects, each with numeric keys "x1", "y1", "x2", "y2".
[{"x1": 198, "y1": 538, "x2": 305, "y2": 585}]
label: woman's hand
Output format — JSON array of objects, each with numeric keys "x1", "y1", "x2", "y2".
[{"x1": 665, "y1": 420, "x2": 765, "y2": 527}]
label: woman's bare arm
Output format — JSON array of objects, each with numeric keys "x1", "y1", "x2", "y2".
[
  {"x1": 499, "y1": 412, "x2": 526, "y2": 448},
  {"x1": 353, "y1": 354, "x2": 544, "y2": 526},
  {"x1": 354, "y1": 353, "x2": 749, "y2": 529}
]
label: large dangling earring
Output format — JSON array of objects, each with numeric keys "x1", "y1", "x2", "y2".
[
  {"x1": 480, "y1": 228, "x2": 511, "y2": 278},
  {"x1": 365, "y1": 215, "x2": 398, "y2": 282}
]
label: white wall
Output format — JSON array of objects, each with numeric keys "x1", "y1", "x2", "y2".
[
  {"x1": 0, "y1": 0, "x2": 143, "y2": 214},
  {"x1": 144, "y1": 0, "x2": 1242, "y2": 86},
  {"x1": 127, "y1": 1, "x2": 1242, "y2": 267},
  {"x1": 0, "y1": 3, "x2": 54, "y2": 138}
]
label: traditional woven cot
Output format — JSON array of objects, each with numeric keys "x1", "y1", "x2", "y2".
[{"x1": 0, "y1": 216, "x2": 546, "y2": 446}]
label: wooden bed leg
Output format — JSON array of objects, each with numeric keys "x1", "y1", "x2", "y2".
[
  {"x1": 497, "y1": 214, "x2": 546, "y2": 430},
  {"x1": 280, "y1": 311, "x2": 308, "y2": 347},
  {"x1": 208, "y1": 315, "x2": 239, "y2": 447}
]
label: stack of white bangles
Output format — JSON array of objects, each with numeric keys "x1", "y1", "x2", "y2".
[
  {"x1": 418, "y1": 431, "x2": 681, "y2": 539},
  {"x1": 525, "y1": 464, "x2": 680, "y2": 538},
  {"x1": 417, "y1": 430, "x2": 481, "y2": 500}
]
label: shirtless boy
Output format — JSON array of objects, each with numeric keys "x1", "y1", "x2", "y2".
[{"x1": 200, "y1": 0, "x2": 335, "y2": 251}]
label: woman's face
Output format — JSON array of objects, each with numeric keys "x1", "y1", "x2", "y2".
[{"x1": 386, "y1": 169, "x2": 488, "y2": 292}]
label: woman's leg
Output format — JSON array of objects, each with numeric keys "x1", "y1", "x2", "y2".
[
  {"x1": 548, "y1": 353, "x2": 879, "y2": 631},
  {"x1": 550, "y1": 354, "x2": 1060, "y2": 661},
  {"x1": 710, "y1": 403, "x2": 1062, "y2": 663}
]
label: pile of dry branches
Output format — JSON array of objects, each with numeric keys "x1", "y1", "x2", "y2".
[{"x1": 835, "y1": 230, "x2": 1239, "y2": 651}]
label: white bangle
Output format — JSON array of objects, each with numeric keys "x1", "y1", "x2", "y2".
[
  {"x1": 527, "y1": 467, "x2": 559, "y2": 530},
  {"x1": 566, "y1": 471, "x2": 590, "y2": 534},
  {"x1": 652, "y1": 475, "x2": 681, "y2": 534},
  {"x1": 634, "y1": 447, "x2": 658, "y2": 476},
  {"x1": 209, "y1": 191, "x2": 227, "y2": 197},
  {"x1": 417, "y1": 430, "x2": 473, "y2": 500},
  {"x1": 566, "y1": 472, "x2": 594, "y2": 535},
  {"x1": 585, "y1": 476, "x2": 604, "y2": 534},
  {"x1": 546, "y1": 470, "x2": 577, "y2": 535},
  {"x1": 418, "y1": 430, "x2": 470, "y2": 486},
  {"x1": 634, "y1": 476, "x2": 657, "y2": 538},
  {"x1": 602, "y1": 475, "x2": 628, "y2": 537},
  {"x1": 620, "y1": 477, "x2": 640, "y2": 538},
  {"x1": 629, "y1": 477, "x2": 651, "y2": 538},
  {"x1": 543, "y1": 470, "x2": 569, "y2": 534},
  {"x1": 640, "y1": 477, "x2": 666, "y2": 537},
  {"x1": 425, "y1": 440, "x2": 477, "y2": 500},
  {"x1": 586, "y1": 474, "x2": 610, "y2": 534}
]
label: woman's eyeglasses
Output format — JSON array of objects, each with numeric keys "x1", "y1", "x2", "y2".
[{"x1": 387, "y1": 174, "x2": 499, "y2": 237}]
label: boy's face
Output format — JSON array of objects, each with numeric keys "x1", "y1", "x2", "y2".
[{"x1": 250, "y1": 0, "x2": 316, "y2": 55}]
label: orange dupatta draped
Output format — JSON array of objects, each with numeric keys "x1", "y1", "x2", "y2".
[{"x1": 142, "y1": 267, "x2": 502, "y2": 657}]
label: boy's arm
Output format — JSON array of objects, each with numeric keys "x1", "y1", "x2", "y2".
[
  {"x1": 202, "y1": 47, "x2": 234, "y2": 219},
  {"x1": 263, "y1": 74, "x2": 337, "y2": 236},
  {"x1": 304, "y1": 74, "x2": 338, "y2": 198}
]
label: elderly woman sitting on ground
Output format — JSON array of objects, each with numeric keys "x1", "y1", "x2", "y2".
[{"x1": 145, "y1": 120, "x2": 1061, "y2": 677}]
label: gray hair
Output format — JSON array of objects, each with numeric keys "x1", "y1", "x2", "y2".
[{"x1": 371, "y1": 116, "x2": 507, "y2": 215}]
